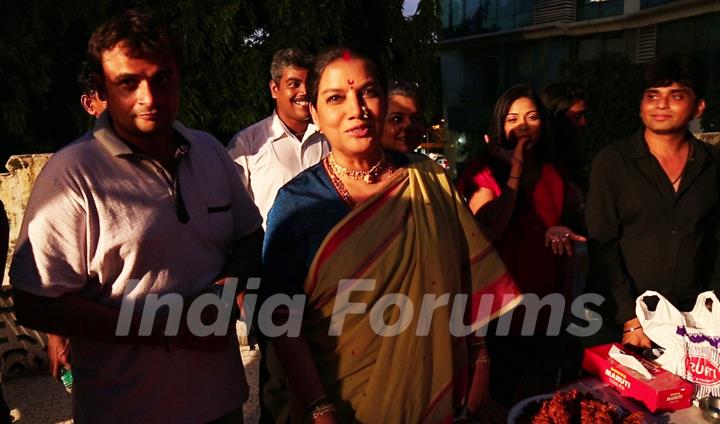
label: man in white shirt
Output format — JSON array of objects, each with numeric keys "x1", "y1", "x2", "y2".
[{"x1": 228, "y1": 48, "x2": 329, "y2": 223}]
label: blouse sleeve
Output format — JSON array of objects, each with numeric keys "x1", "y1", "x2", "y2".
[
  {"x1": 457, "y1": 160, "x2": 502, "y2": 199},
  {"x1": 261, "y1": 188, "x2": 308, "y2": 300}
]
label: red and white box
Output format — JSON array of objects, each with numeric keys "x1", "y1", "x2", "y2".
[{"x1": 582, "y1": 343, "x2": 694, "y2": 412}]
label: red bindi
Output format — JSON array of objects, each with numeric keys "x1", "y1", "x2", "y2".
[
  {"x1": 342, "y1": 50, "x2": 351, "y2": 61},
  {"x1": 347, "y1": 79, "x2": 354, "y2": 86}
]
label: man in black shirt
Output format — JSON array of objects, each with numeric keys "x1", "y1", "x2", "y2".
[{"x1": 586, "y1": 54, "x2": 720, "y2": 347}]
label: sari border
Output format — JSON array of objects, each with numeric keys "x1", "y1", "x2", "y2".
[{"x1": 305, "y1": 168, "x2": 409, "y2": 295}]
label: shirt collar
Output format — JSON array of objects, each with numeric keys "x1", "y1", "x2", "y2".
[
  {"x1": 627, "y1": 127, "x2": 709, "y2": 164},
  {"x1": 92, "y1": 111, "x2": 194, "y2": 158},
  {"x1": 270, "y1": 110, "x2": 318, "y2": 144}
]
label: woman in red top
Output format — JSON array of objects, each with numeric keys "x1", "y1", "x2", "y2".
[{"x1": 458, "y1": 85, "x2": 585, "y2": 405}]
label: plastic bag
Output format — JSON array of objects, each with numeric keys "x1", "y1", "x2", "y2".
[
  {"x1": 635, "y1": 291, "x2": 688, "y2": 376},
  {"x1": 682, "y1": 291, "x2": 720, "y2": 398},
  {"x1": 635, "y1": 290, "x2": 720, "y2": 398}
]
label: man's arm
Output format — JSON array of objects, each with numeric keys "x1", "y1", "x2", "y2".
[
  {"x1": 218, "y1": 228, "x2": 263, "y2": 315},
  {"x1": 13, "y1": 289, "x2": 147, "y2": 340},
  {"x1": 220, "y1": 228, "x2": 263, "y2": 285}
]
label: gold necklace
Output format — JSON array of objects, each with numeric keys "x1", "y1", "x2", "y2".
[{"x1": 327, "y1": 151, "x2": 388, "y2": 184}]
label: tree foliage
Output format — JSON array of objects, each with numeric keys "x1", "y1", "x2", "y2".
[
  {"x1": 560, "y1": 53, "x2": 644, "y2": 177},
  {"x1": 0, "y1": 0, "x2": 441, "y2": 165}
]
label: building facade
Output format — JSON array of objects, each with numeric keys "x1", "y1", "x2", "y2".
[{"x1": 440, "y1": 0, "x2": 720, "y2": 155}]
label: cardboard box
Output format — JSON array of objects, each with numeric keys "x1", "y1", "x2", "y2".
[{"x1": 582, "y1": 343, "x2": 693, "y2": 412}]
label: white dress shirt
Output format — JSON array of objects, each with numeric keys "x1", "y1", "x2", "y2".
[{"x1": 228, "y1": 111, "x2": 329, "y2": 225}]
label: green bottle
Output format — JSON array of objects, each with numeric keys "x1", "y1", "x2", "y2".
[{"x1": 60, "y1": 367, "x2": 73, "y2": 393}]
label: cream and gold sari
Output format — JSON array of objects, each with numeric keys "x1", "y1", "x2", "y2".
[{"x1": 279, "y1": 157, "x2": 522, "y2": 423}]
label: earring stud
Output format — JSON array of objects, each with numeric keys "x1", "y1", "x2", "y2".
[{"x1": 361, "y1": 105, "x2": 369, "y2": 118}]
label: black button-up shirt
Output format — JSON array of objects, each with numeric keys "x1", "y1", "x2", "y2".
[{"x1": 586, "y1": 129, "x2": 720, "y2": 326}]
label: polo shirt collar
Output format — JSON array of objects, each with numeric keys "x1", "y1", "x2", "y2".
[
  {"x1": 270, "y1": 110, "x2": 317, "y2": 144},
  {"x1": 92, "y1": 111, "x2": 195, "y2": 158}
]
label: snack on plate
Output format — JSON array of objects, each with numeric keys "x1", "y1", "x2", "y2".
[{"x1": 521, "y1": 390, "x2": 645, "y2": 424}]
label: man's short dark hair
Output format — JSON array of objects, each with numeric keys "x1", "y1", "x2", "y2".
[
  {"x1": 644, "y1": 54, "x2": 708, "y2": 99},
  {"x1": 87, "y1": 9, "x2": 181, "y2": 80},
  {"x1": 270, "y1": 48, "x2": 313, "y2": 83}
]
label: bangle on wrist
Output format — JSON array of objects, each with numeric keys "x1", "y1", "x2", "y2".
[
  {"x1": 309, "y1": 402, "x2": 337, "y2": 421},
  {"x1": 508, "y1": 175, "x2": 521, "y2": 180},
  {"x1": 623, "y1": 325, "x2": 642, "y2": 334},
  {"x1": 306, "y1": 396, "x2": 329, "y2": 414},
  {"x1": 510, "y1": 157, "x2": 523, "y2": 164},
  {"x1": 475, "y1": 354, "x2": 489, "y2": 364},
  {"x1": 469, "y1": 337, "x2": 486, "y2": 348}
]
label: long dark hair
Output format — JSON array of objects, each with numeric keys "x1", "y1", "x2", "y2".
[
  {"x1": 541, "y1": 81, "x2": 587, "y2": 184},
  {"x1": 487, "y1": 85, "x2": 553, "y2": 183}
]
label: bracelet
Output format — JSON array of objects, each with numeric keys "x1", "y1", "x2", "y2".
[
  {"x1": 305, "y1": 396, "x2": 330, "y2": 415},
  {"x1": 475, "y1": 353, "x2": 489, "y2": 364},
  {"x1": 469, "y1": 338, "x2": 486, "y2": 348},
  {"x1": 508, "y1": 176, "x2": 521, "y2": 180},
  {"x1": 310, "y1": 402, "x2": 337, "y2": 421},
  {"x1": 623, "y1": 325, "x2": 642, "y2": 334},
  {"x1": 510, "y1": 157, "x2": 523, "y2": 164}
]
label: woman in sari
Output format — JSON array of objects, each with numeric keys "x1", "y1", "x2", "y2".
[
  {"x1": 457, "y1": 85, "x2": 585, "y2": 405},
  {"x1": 261, "y1": 47, "x2": 522, "y2": 423}
]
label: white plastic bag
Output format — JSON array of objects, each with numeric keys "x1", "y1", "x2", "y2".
[
  {"x1": 635, "y1": 291, "x2": 688, "y2": 376},
  {"x1": 682, "y1": 291, "x2": 720, "y2": 398},
  {"x1": 636, "y1": 290, "x2": 720, "y2": 398}
]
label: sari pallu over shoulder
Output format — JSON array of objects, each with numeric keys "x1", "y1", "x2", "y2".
[{"x1": 296, "y1": 156, "x2": 522, "y2": 423}]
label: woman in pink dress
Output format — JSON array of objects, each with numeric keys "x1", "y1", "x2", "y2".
[{"x1": 458, "y1": 85, "x2": 586, "y2": 405}]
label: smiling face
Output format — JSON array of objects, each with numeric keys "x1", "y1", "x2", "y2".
[
  {"x1": 310, "y1": 57, "x2": 385, "y2": 159},
  {"x1": 100, "y1": 43, "x2": 180, "y2": 145},
  {"x1": 381, "y1": 94, "x2": 425, "y2": 152},
  {"x1": 640, "y1": 82, "x2": 705, "y2": 135},
  {"x1": 271, "y1": 66, "x2": 310, "y2": 129},
  {"x1": 503, "y1": 96, "x2": 542, "y2": 148}
]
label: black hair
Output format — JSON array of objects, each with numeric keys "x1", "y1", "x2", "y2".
[
  {"x1": 307, "y1": 46, "x2": 387, "y2": 108},
  {"x1": 485, "y1": 84, "x2": 554, "y2": 183},
  {"x1": 270, "y1": 48, "x2": 314, "y2": 82},
  {"x1": 87, "y1": 9, "x2": 181, "y2": 81},
  {"x1": 541, "y1": 81, "x2": 587, "y2": 121},
  {"x1": 541, "y1": 81, "x2": 588, "y2": 185},
  {"x1": 644, "y1": 54, "x2": 708, "y2": 99}
]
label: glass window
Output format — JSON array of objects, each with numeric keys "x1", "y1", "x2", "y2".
[
  {"x1": 498, "y1": 0, "x2": 513, "y2": 18},
  {"x1": 442, "y1": 0, "x2": 538, "y2": 36},
  {"x1": 465, "y1": 0, "x2": 481, "y2": 19},
  {"x1": 641, "y1": 0, "x2": 680, "y2": 9},
  {"x1": 441, "y1": 0, "x2": 451, "y2": 28},
  {"x1": 577, "y1": 0, "x2": 623, "y2": 21}
]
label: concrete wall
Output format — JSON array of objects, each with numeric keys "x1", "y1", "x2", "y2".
[{"x1": 0, "y1": 154, "x2": 51, "y2": 379}]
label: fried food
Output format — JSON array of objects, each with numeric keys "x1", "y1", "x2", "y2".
[{"x1": 527, "y1": 390, "x2": 645, "y2": 424}]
